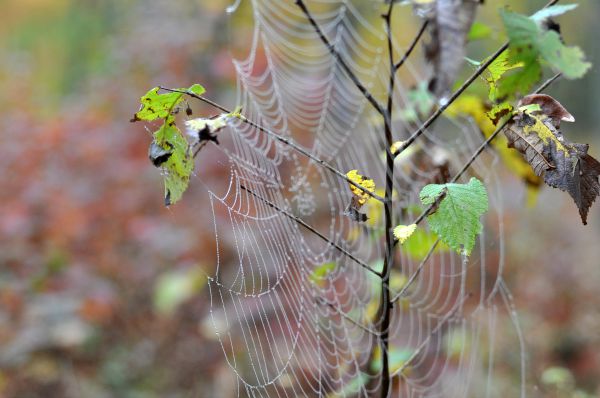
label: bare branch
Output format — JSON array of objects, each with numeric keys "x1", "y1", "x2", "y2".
[
  {"x1": 394, "y1": 19, "x2": 429, "y2": 72},
  {"x1": 316, "y1": 297, "x2": 381, "y2": 337},
  {"x1": 238, "y1": 184, "x2": 381, "y2": 277},
  {"x1": 294, "y1": 0, "x2": 386, "y2": 116},
  {"x1": 377, "y1": 2, "x2": 398, "y2": 396}
]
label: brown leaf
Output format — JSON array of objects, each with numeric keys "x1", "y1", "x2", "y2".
[
  {"x1": 422, "y1": 0, "x2": 482, "y2": 98},
  {"x1": 503, "y1": 99, "x2": 600, "y2": 224},
  {"x1": 518, "y1": 94, "x2": 575, "y2": 128},
  {"x1": 544, "y1": 141, "x2": 600, "y2": 225}
]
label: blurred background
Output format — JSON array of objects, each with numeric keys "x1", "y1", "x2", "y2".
[{"x1": 0, "y1": 0, "x2": 599, "y2": 397}]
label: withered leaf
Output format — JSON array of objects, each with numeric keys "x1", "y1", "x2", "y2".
[
  {"x1": 518, "y1": 94, "x2": 574, "y2": 128},
  {"x1": 421, "y1": 0, "x2": 482, "y2": 98},
  {"x1": 544, "y1": 141, "x2": 600, "y2": 225},
  {"x1": 503, "y1": 95, "x2": 600, "y2": 224}
]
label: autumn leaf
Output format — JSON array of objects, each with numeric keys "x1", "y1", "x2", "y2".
[
  {"x1": 133, "y1": 84, "x2": 206, "y2": 205},
  {"x1": 502, "y1": 94, "x2": 600, "y2": 224},
  {"x1": 445, "y1": 95, "x2": 543, "y2": 199},
  {"x1": 420, "y1": 177, "x2": 489, "y2": 255},
  {"x1": 393, "y1": 224, "x2": 417, "y2": 244},
  {"x1": 132, "y1": 84, "x2": 205, "y2": 122},
  {"x1": 344, "y1": 170, "x2": 376, "y2": 222},
  {"x1": 421, "y1": 0, "x2": 482, "y2": 98}
]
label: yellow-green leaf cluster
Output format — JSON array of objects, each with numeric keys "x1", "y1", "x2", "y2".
[
  {"x1": 133, "y1": 84, "x2": 205, "y2": 205},
  {"x1": 346, "y1": 170, "x2": 376, "y2": 207},
  {"x1": 393, "y1": 224, "x2": 417, "y2": 244}
]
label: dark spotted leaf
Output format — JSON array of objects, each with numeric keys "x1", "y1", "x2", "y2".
[{"x1": 502, "y1": 95, "x2": 600, "y2": 224}]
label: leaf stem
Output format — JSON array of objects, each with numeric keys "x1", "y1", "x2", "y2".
[{"x1": 394, "y1": 19, "x2": 429, "y2": 72}]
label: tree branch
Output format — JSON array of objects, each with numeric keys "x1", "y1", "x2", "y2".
[
  {"x1": 377, "y1": 2, "x2": 398, "y2": 396},
  {"x1": 394, "y1": 19, "x2": 429, "y2": 72},
  {"x1": 238, "y1": 184, "x2": 381, "y2": 277},
  {"x1": 294, "y1": 0, "x2": 386, "y2": 116}
]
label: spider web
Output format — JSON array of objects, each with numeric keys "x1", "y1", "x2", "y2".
[{"x1": 197, "y1": 1, "x2": 527, "y2": 397}]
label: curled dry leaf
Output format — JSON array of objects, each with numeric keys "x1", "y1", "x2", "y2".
[
  {"x1": 503, "y1": 94, "x2": 600, "y2": 224},
  {"x1": 420, "y1": 0, "x2": 482, "y2": 98}
]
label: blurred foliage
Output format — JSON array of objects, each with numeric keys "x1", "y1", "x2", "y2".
[{"x1": 0, "y1": 0, "x2": 599, "y2": 397}]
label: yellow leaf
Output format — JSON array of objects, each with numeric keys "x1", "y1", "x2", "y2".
[
  {"x1": 390, "y1": 141, "x2": 404, "y2": 155},
  {"x1": 393, "y1": 224, "x2": 417, "y2": 244},
  {"x1": 346, "y1": 170, "x2": 376, "y2": 207}
]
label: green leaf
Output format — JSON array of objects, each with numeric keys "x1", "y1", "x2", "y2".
[
  {"x1": 153, "y1": 117, "x2": 194, "y2": 206},
  {"x1": 530, "y1": 4, "x2": 578, "y2": 22},
  {"x1": 485, "y1": 50, "x2": 523, "y2": 102},
  {"x1": 134, "y1": 84, "x2": 205, "y2": 122},
  {"x1": 500, "y1": 9, "x2": 591, "y2": 86},
  {"x1": 420, "y1": 178, "x2": 489, "y2": 256},
  {"x1": 497, "y1": 53, "x2": 542, "y2": 99},
  {"x1": 537, "y1": 30, "x2": 591, "y2": 79},
  {"x1": 403, "y1": 228, "x2": 449, "y2": 260},
  {"x1": 468, "y1": 21, "x2": 492, "y2": 41}
]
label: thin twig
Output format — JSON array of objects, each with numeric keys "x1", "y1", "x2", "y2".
[
  {"x1": 238, "y1": 184, "x2": 381, "y2": 277},
  {"x1": 316, "y1": 297, "x2": 381, "y2": 337},
  {"x1": 294, "y1": 0, "x2": 386, "y2": 116},
  {"x1": 394, "y1": 19, "x2": 429, "y2": 72},
  {"x1": 390, "y1": 238, "x2": 440, "y2": 304},
  {"x1": 159, "y1": 87, "x2": 386, "y2": 204}
]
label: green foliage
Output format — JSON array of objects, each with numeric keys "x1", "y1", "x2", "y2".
[
  {"x1": 134, "y1": 84, "x2": 205, "y2": 122},
  {"x1": 467, "y1": 21, "x2": 492, "y2": 41},
  {"x1": 420, "y1": 178, "x2": 489, "y2": 256},
  {"x1": 499, "y1": 8, "x2": 591, "y2": 97},
  {"x1": 133, "y1": 84, "x2": 205, "y2": 205},
  {"x1": 309, "y1": 262, "x2": 336, "y2": 286}
]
